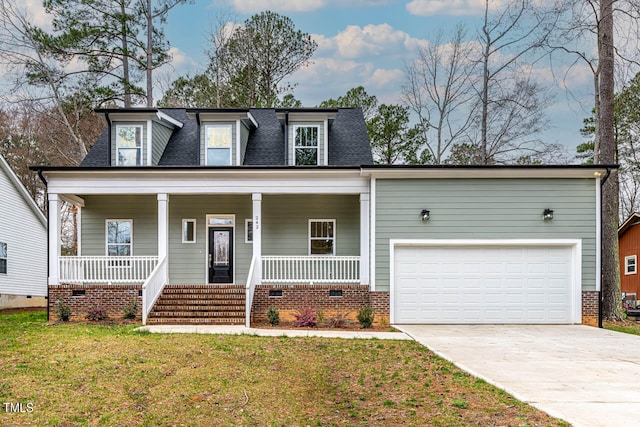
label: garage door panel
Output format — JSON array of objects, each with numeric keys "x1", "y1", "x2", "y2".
[{"x1": 394, "y1": 244, "x2": 574, "y2": 324}]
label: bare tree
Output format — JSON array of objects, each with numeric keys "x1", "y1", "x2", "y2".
[
  {"x1": 474, "y1": 0, "x2": 562, "y2": 164},
  {"x1": 402, "y1": 25, "x2": 477, "y2": 164}
]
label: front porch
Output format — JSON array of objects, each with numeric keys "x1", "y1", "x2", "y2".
[{"x1": 48, "y1": 190, "x2": 372, "y2": 325}]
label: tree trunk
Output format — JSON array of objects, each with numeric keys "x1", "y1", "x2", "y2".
[
  {"x1": 121, "y1": 1, "x2": 131, "y2": 108},
  {"x1": 481, "y1": 0, "x2": 490, "y2": 165},
  {"x1": 146, "y1": 0, "x2": 153, "y2": 107},
  {"x1": 599, "y1": 0, "x2": 623, "y2": 320}
]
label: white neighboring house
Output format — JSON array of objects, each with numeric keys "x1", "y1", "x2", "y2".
[{"x1": 0, "y1": 154, "x2": 47, "y2": 309}]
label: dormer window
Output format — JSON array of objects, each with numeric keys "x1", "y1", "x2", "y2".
[
  {"x1": 294, "y1": 125, "x2": 319, "y2": 165},
  {"x1": 205, "y1": 124, "x2": 232, "y2": 166},
  {"x1": 116, "y1": 125, "x2": 143, "y2": 166}
]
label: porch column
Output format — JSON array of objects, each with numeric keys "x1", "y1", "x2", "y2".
[
  {"x1": 48, "y1": 193, "x2": 61, "y2": 285},
  {"x1": 157, "y1": 194, "x2": 169, "y2": 281},
  {"x1": 252, "y1": 193, "x2": 262, "y2": 284},
  {"x1": 360, "y1": 193, "x2": 370, "y2": 285}
]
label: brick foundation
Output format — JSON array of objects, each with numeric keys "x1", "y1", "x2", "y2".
[
  {"x1": 582, "y1": 291, "x2": 599, "y2": 327},
  {"x1": 251, "y1": 284, "x2": 390, "y2": 326},
  {"x1": 49, "y1": 284, "x2": 142, "y2": 321}
]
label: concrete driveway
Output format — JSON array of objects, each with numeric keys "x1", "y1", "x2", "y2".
[{"x1": 396, "y1": 325, "x2": 640, "y2": 427}]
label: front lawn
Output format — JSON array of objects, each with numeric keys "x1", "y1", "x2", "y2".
[
  {"x1": 604, "y1": 319, "x2": 640, "y2": 336},
  {"x1": 0, "y1": 311, "x2": 566, "y2": 426}
]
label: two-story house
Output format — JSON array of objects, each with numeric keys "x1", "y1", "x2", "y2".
[{"x1": 35, "y1": 107, "x2": 612, "y2": 326}]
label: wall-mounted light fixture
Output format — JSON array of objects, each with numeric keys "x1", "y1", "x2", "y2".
[
  {"x1": 543, "y1": 208, "x2": 554, "y2": 221},
  {"x1": 421, "y1": 209, "x2": 430, "y2": 222}
]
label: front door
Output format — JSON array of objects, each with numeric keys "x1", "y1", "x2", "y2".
[{"x1": 208, "y1": 227, "x2": 233, "y2": 283}]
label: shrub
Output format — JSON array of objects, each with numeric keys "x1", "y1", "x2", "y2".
[
  {"x1": 123, "y1": 300, "x2": 138, "y2": 320},
  {"x1": 266, "y1": 306, "x2": 280, "y2": 326},
  {"x1": 293, "y1": 307, "x2": 317, "y2": 327},
  {"x1": 54, "y1": 301, "x2": 71, "y2": 322},
  {"x1": 326, "y1": 312, "x2": 349, "y2": 328},
  {"x1": 357, "y1": 305, "x2": 375, "y2": 328},
  {"x1": 86, "y1": 308, "x2": 108, "y2": 321}
]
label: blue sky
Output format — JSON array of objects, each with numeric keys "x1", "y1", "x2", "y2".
[{"x1": 25, "y1": 0, "x2": 596, "y2": 153}]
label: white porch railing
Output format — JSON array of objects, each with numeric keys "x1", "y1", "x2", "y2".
[
  {"x1": 59, "y1": 256, "x2": 159, "y2": 284},
  {"x1": 262, "y1": 256, "x2": 360, "y2": 284},
  {"x1": 142, "y1": 257, "x2": 167, "y2": 325}
]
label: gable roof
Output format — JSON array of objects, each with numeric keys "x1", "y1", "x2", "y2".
[
  {"x1": 619, "y1": 212, "x2": 640, "y2": 237},
  {"x1": 80, "y1": 107, "x2": 373, "y2": 167},
  {"x1": 0, "y1": 154, "x2": 47, "y2": 227}
]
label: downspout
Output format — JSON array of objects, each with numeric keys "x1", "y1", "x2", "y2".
[
  {"x1": 599, "y1": 167, "x2": 612, "y2": 328},
  {"x1": 105, "y1": 112, "x2": 112, "y2": 166},
  {"x1": 284, "y1": 111, "x2": 289, "y2": 165},
  {"x1": 195, "y1": 112, "x2": 201, "y2": 164},
  {"x1": 36, "y1": 169, "x2": 49, "y2": 322}
]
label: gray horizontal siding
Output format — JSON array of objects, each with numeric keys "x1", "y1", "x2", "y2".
[
  {"x1": 262, "y1": 195, "x2": 359, "y2": 256},
  {"x1": 375, "y1": 178, "x2": 597, "y2": 292},
  {"x1": 169, "y1": 195, "x2": 251, "y2": 284},
  {"x1": 152, "y1": 122, "x2": 173, "y2": 165},
  {"x1": 80, "y1": 195, "x2": 158, "y2": 256}
]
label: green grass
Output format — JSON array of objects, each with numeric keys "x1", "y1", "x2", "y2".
[
  {"x1": 0, "y1": 311, "x2": 567, "y2": 427},
  {"x1": 604, "y1": 320, "x2": 640, "y2": 336}
]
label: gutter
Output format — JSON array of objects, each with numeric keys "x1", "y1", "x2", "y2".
[
  {"x1": 35, "y1": 168, "x2": 49, "y2": 322},
  {"x1": 284, "y1": 111, "x2": 289, "y2": 165},
  {"x1": 598, "y1": 167, "x2": 612, "y2": 329},
  {"x1": 105, "y1": 112, "x2": 112, "y2": 167}
]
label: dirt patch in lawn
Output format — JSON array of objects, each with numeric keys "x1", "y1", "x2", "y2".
[{"x1": 0, "y1": 311, "x2": 568, "y2": 427}]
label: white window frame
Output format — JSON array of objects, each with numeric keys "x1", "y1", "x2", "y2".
[
  {"x1": 308, "y1": 219, "x2": 336, "y2": 256},
  {"x1": 205, "y1": 124, "x2": 233, "y2": 166},
  {"x1": 115, "y1": 124, "x2": 143, "y2": 166},
  {"x1": 105, "y1": 219, "x2": 133, "y2": 256},
  {"x1": 294, "y1": 125, "x2": 320, "y2": 166},
  {"x1": 0, "y1": 242, "x2": 6, "y2": 274},
  {"x1": 245, "y1": 219, "x2": 253, "y2": 243},
  {"x1": 625, "y1": 255, "x2": 637, "y2": 275},
  {"x1": 182, "y1": 219, "x2": 196, "y2": 244}
]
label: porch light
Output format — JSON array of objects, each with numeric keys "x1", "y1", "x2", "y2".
[
  {"x1": 543, "y1": 209, "x2": 554, "y2": 221},
  {"x1": 421, "y1": 209, "x2": 430, "y2": 222}
]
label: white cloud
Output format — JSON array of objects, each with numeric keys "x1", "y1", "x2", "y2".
[
  {"x1": 314, "y1": 23, "x2": 426, "y2": 60},
  {"x1": 366, "y1": 68, "x2": 403, "y2": 89},
  {"x1": 22, "y1": 0, "x2": 54, "y2": 30}
]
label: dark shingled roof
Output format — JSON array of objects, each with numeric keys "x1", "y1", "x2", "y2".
[
  {"x1": 79, "y1": 107, "x2": 372, "y2": 167},
  {"x1": 243, "y1": 109, "x2": 285, "y2": 165},
  {"x1": 328, "y1": 108, "x2": 374, "y2": 166}
]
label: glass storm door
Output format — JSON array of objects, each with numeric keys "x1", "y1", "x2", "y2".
[{"x1": 208, "y1": 227, "x2": 233, "y2": 283}]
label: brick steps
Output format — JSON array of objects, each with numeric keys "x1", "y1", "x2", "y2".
[{"x1": 147, "y1": 285, "x2": 245, "y2": 325}]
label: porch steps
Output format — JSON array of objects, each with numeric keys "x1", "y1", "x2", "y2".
[{"x1": 147, "y1": 284, "x2": 245, "y2": 325}]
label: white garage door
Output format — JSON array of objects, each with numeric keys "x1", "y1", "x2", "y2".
[{"x1": 393, "y1": 244, "x2": 575, "y2": 324}]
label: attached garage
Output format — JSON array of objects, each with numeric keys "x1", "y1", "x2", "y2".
[{"x1": 391, "y1": 240, "x2": 582, "y2": 324}]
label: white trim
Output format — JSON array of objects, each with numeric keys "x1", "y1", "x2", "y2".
[
  {"x1": 59, "y1": 194, "x2": 85, "y2": 208},
  {"x1": 236, "y1": 120, "x2": 241, "y2": 166},
  {"x1": 370, "y1": 177, "x2": 376, "y2": 291},
  {"x1": 293, "y1": 124, "x2": 320, "y2": 166},
  {"x1": 146, "y1": 120, "x2": 152, "y2": 166},
  {"x1": 308, "y1": 219, "x2": 336, "y2": 256},
  {"x1": 0, "y1": 241, "x2": 7, "y2": 274},
  {"x1": 204, "y1": 124, "x2": 233, "y2": 166},
  {"x1": 205, "y1": 214, "x2": 236, "y2": 284},
  {"x1": 625, "y1": 255, "x2": 637, "y2": 275},
  {"x1": 45, "y1": 170, "x2": 369, "y2": 195},
  {"x1": 361, "y1": 167, "x2": 611, "y2": 180},
  {"x1": 77, "y1": 206, "x2": 82, "y2": 256},
  {"x1": 156, "y1": 110, "x2": 183, "y2": 128},
  {"x1": 596, "y1": 177, "x2": 602, "y2": 291},
  {"x1": 48, "y1": 193, "x2": 60, "y2": 285},
  {"x1": 105, "y1": 219, "x2": 133, "y2": 256},
  {"x1": 252, "y1": 193, "x2": 262, "y2": 285},
  {"x1": 247, "y1": 111, "x2": 259, "y2": 128},
  {"x1": 360, "y1": 193, "x2": 370, "y2": 285},
  {"x1": 182, "y1": 218, "x2": 197, "y2": 244},
  {"x1": 245, "y1": 218, "x2": 253, "y2": 243},
  {"x1": 323, "y1": 118, "x2": 328, "y2": 166},
  {"x1": 388, "y1": 238, "x2": 583, "y2": 325}
]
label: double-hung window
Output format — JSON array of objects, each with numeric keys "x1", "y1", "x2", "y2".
[
  {"x1": 294, "y1": 126, "x2": 319, "y2": 165},
  {"x1": 116, "y1": 125, "x2": 143, "y2": 166},
  {"x1": 309, "y1": 219, "x2": 335, "y2": 255},
  {"x1": 0, "y1": 242, "x2": 6, "y2": 274},
  {"x1": 106, "y1": 220, "x2": 132, "y2": 256},
  {"x1": 626, "y1": 255, "x2": 637, "y2": 275},
  {"x1": 205, "y1": 124, "x2": 232, "y2": 166}
]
